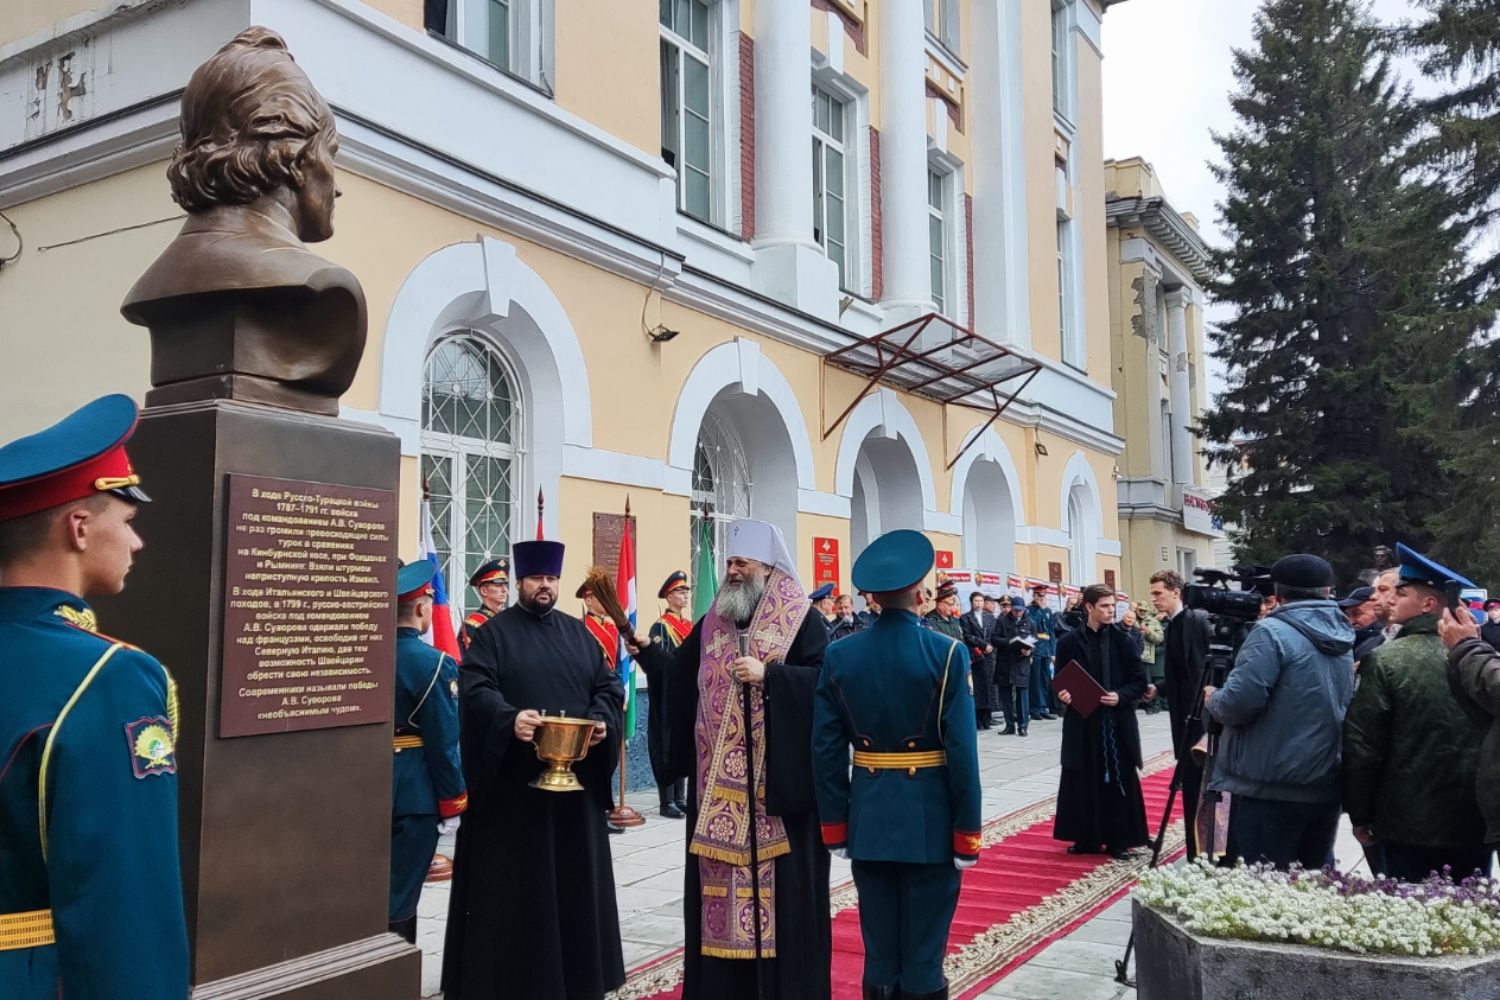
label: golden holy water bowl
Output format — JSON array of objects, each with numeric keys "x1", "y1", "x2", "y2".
[{"x1": 529, "y1": 713, "x2": 597, "y2": 792}]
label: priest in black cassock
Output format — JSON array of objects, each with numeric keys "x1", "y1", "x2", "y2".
[
  {"x1": 629, "y1": 518, "x2": 831, "y2": 1000},
  {"x1": 441, "y1": 539, "x2": 626, "y2": 1000},
  {"x1": 1051, "y1": 583, "x2": 1150, "y2": 859}
]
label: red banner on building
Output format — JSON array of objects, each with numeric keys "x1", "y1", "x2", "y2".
[{"x1": 813, "y1": 537, "x2": 840, "y2": 591}]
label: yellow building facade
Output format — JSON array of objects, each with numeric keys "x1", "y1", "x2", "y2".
[
  {"x1": 0, "y1": 0, "x2": 1126, "y2": 614},
  {"x1": 1104, "y1": 157, "x2": 1221, "y2": 599}
]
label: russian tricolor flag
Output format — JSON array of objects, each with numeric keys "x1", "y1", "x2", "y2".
[
  {"x1": 617, "y1": 499, "x2": 638, "y2": 738},
  {"x1": 420, "y1": 500, "x2": 463, "y2": 660}
]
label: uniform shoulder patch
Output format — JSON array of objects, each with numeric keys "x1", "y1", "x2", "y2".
[
  {"x1": 449, "y1": 678, "x2": 459, "y2": 699},
  {"x1": 125, "y1": 716, "x2": 176, "y2": 779}
]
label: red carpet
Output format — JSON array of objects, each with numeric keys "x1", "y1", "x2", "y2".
[{"x1": 613, "y1": 752, "x2": 1185, "y2": 1000}]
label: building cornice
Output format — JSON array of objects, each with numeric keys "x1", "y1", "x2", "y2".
[
  {"x1": 1105, "y1": 195, "x2": 1215, "y2": 285},
  {"x1": 1, "y1": 0, "x2": 1126, "y2": 465}
]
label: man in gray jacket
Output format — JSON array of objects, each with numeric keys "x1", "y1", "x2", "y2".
[{"x1": 1204, "y1": 554, "x2": 1356, "y2": 870}]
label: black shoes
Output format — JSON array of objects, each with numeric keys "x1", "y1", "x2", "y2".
[
  {"x1": 660, "y1": 802, "x2": 686, "y2": 819},
  {"x1": 862, "y1": 985, "x2": 897, "y2": 1000},
  {"x1": 1109, "y1": 846, "x2": 1136, "y2": 860},
  {"x1": 1017, "y1": 727, "x2": 1028, "y2": 737},
  {"x1": 607, "y1": 820, "x2": 626, "y2": 835},
  {"x1": 1067, "y1": 843, "x2": 1098, "y2": 855},
  {"x1": 1000, "y1": 725, "x2": 1017, "y2": 735}
]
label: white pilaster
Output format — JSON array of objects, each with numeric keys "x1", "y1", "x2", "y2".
[
  {"x1": 1165, "y1": 287, "x2": 1194, "y2": 486},
  {"x1": 877, "y1": 0, "x2": 932, "y2": 320},
  {"x1": 968, "y1": 0, "x2": 1031, "y2": 348},
  {"x1": 753, "y1": 0, "x2": 814, "y2": 249},
  {"x1": 749, "y1": 0, "x2": 838, "y2": 319}
]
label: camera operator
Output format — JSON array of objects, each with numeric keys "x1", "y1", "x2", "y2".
[
  {"x1": 1150, "y1": 570, "x2": 1211, "y2": 861},
  {"x1": 1202, "y1": 555, "x2": 1356, "y2": 870}
]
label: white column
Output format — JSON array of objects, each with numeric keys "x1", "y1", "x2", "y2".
[
  {"x1": 877, "y1": 0, "x2": 931, "y2": 317},
  {"x1": 968, "y1": 0, "x2": 1030, "y2": 348},
  {"x1": 748, "y1": 0, "x2": 838, "y2": 319},
  {"x1": 752, "y1": 0, "x2": 815, "y2": 249},
  {"x1": 1165, "y1": 288, "x2": 1194, "y2": 486}
]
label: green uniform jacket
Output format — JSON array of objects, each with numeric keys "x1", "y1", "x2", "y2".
[
  {"x1": 1446, "y1": 637, "x2": 1500, "y2": 844},
  {"x1": 924, "y1": 610, "x2": 963, "y2": 643},
  {"x1": 1343, "y1": 614, "x2": 1487, "y2": 849}
]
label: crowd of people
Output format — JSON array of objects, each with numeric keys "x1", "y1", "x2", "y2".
[{"x1": 11, "y1": 396, "x2": 1500, "y2": 1000}]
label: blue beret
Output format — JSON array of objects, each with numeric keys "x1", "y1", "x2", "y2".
[
  {"x1": 851, "y1": 529, "x2": 934, "y2": 594},
  {"x1": 396, "y1": 559, "x2": 437, "y2": 600},
  {"x1": 513, "y1": 540, "x2": 565, "y2": 580},
  {"x1": 658, "y1": 570, "x2": 689, "y2": 600},
  {"x1": 1396, "y1": 542, "x2": 1475, "y2": 590},
  {"x1": 809, "y1": 583, "x2": 834, "y2": 601},
  {"x1": 1270, "y1": 553, "x2": 1334, "y2": 590}
]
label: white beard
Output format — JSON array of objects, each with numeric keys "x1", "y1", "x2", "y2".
[{"x1": 716, "y1": 574, "x2": 766, "y2": 623}]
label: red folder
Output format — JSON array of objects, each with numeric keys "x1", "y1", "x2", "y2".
[{"x1": 1052, "y1": 660, "x2": 1106, "y2": 720}]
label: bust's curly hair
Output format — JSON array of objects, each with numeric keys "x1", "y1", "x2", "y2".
[{"x1": 167, "y1": 27, "x2": 336, "y2": 213}]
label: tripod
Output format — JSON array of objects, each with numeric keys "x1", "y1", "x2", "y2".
[{"x1": 1112, "y1": 649, "x2": 1225, "y2": 988}]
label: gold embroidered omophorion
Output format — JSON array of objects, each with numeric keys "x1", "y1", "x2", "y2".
[{"x1": 689, "y1": 565, "x2": 808, "y2": 960}]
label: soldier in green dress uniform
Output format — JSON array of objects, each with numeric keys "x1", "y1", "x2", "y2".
[
  {"x1": 813, "y1": 530, "x2": 982, "y2": 1000},
  {"x1": 389, "y1": 559, "x2": 467, "y2": 943},
  {"x1": 0, "y1": 394, "x2": 189, "y2": 999}
]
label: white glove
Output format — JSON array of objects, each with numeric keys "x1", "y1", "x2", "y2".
[
  {"x1": 954, "y1": 857, "x2": 978, "y2": 871},
  {"x1": 438, "y1": 817, "x2": 461, "y2": 836},
  {"x1": 831, "y1": 847, "x2": 850, "y2": 860}
]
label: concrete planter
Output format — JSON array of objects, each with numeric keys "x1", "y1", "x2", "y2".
[{"x1": 1134, "y1": 898, "x2": 1500, "y2": 1000}]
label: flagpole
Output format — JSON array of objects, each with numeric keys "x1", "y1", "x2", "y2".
[{"x1": 609, "y1": 495, "x2": 645, "y2": 829}]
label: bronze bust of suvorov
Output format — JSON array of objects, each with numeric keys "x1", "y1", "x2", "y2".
[{"x1": 122, "y1": 26, "x2": 365, "y2": 415}]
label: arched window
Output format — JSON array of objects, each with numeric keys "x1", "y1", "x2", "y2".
[
  {"x1": 689, "y1": 411, "x2": 751, "y2": 589},
  {"x1": 421, "y1": 334, "x2": 523, "y2": 611}
]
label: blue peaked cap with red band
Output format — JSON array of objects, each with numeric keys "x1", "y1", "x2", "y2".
[
  {"x1": 396, "y1": 559, "x2": 437, "y2": 601},
  {"x1": 0, "y1": 394, "x2": 151, "y2": 522}
]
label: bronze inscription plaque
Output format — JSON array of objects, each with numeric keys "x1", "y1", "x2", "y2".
[
  {"x1": 591, "y1": 512, "x2": 636, "y2": 580},
  {"x1": 220, "y1": 474, "x2": 396, "y2": 738}
]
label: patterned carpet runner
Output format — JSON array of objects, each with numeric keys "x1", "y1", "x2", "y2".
[{"x1": 613, "y1": 751, "x2": 1185, "y2": 1000}]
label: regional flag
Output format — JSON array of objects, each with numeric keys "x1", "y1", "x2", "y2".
[
  {"x1": 692, "y1": 509, "x2": 719, "y2": 620},
  {"x1": 420, "y1": 500, "x2": 463, "y2": 661},
  {"x1": 617, "y1": 502, "x2": 639, "y2": 738}
]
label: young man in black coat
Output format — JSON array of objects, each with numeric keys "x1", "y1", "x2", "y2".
[
  {"x1": 1149, "y1": 569, "x2": 1212, "y2": 860},
  {"x1": 960, "y1": 591, "x2": 997, "y2": 730},
  {"x1": 1052, "y1": 584, "x2": 1150, "y2": 859}
]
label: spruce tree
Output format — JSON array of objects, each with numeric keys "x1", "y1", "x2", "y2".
[
  {"x1": 1408, "y1": 0, "x2": 1500, "y2": 585},
  {"x1": 1202, "y1": 0, "x2": 1470, "y2": 585}
]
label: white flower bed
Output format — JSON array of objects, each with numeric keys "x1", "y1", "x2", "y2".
[{"x1": 1136, "y1": 861, "x2": 1500, "y2": 957}]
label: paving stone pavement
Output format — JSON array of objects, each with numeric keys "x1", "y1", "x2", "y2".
[{"x1": 414, "y1": 709, "x2": 1370, "y2": 998}]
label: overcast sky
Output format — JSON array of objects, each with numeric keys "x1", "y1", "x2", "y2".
[{"x1": 1101, "y1": 0, "x2": 1425, "y2": 248}]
